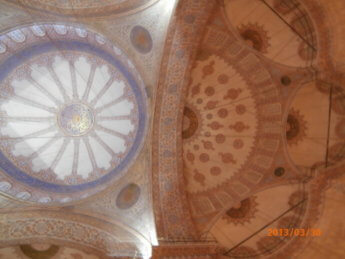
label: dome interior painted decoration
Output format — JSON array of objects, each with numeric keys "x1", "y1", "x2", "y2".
[
  {"x1": 0, "y1": 0, "x2": 345, "y2": 258},
  {"x1": 0, "y1": 23, "x2": 147, "y2": 204}
]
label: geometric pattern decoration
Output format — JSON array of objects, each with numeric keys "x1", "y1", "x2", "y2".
[
  {"x1": 286, "y1": 108, "x2": 307, "y2": 146},
  {"x1": 151, "y1": 2, "x2": 344, "y2": 258},
  {"x1": 152, "y1": 0, "x2": 217, "y2": 239},
  {"x1": 238, "y1": 22, "x2": 271, "y2": 54},
  {"x1": 0, "y1": 215, "x2": 144, "y2": 257},
  {"x1": 224, "y1": 0, "x2": 317, "y2": 67},
  {"x1": 0, "y1": 24, "x2": 147, "y2": 204},
  {"x1": 183, "y1": 54, "x2": 258, "y2": 193},
  {"x1": 223, "y1": 196, "x2": 258, "y2": 225},
  {"x1": 211, "y1": 184, "x2": 307, "y2": 258},
  {"x1": 179, "y1": 15, "x2": 284, "y2": 229},
  {"x1": 4, "y1": 0, "x2": 158, "y2": 17},
  {"x1": 286, "y1": 81, "x2": 329, "y2": 169}
]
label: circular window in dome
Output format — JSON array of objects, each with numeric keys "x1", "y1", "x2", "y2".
[{"x1": 0, "y1": 24, "x2": 147, "y2": 204}]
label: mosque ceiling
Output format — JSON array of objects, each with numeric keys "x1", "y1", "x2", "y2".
[
  {"x1": 0, "y1": 0, "x2": 176, "y2": 258},
  {"x1": 0, "y1": 244, "x2": 101, "y2": 259},
  {"x1": 0, "y1": 0, "x2": 344, "y2": 258},
  {"x1": 0, "y1": 23, "x2": 147, "y2": 203},
  {"x1": 154, "y1": 0, "x2": 345, "y2": 258},
  {"x1": 3, "y1": 0, "x2": 159, "y2": 18}
]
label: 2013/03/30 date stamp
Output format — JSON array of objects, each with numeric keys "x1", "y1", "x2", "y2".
[{"x1": 267, "y1": 228, "x2": 322, "y2": 237}]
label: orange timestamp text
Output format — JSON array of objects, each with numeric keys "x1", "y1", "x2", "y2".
[{"x1": 267, "y1": 228, "x2": 322, "y2": 237}]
